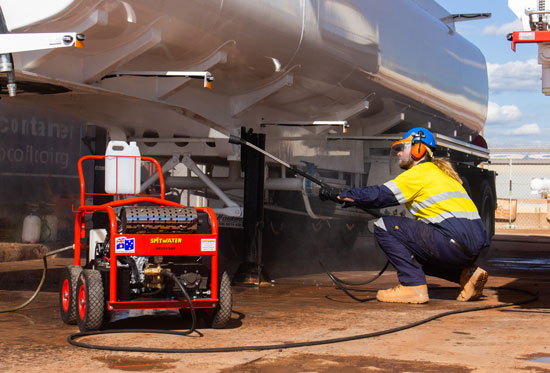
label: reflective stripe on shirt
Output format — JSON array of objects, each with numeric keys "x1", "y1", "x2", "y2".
[
  {"x1": 374, "y1": 217, "x2": 387, "y2": 231},
  {"x1": 383, "y1": 180, "x2": 406, "y2": 204},
  {"x1": 409, "y1": 190, "x2": 472, "y2": 216},
  {"x1": 419, "y1": 210, "x2": 481, "y2": 225}
]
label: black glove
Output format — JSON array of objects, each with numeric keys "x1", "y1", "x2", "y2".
[{"x1": 319, "y1": 187, "x2": 343, "y2": 203}]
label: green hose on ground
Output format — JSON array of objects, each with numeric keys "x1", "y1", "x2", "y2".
[{"x1": 0, "y1": 245, "x2": 74, "y2": 313}]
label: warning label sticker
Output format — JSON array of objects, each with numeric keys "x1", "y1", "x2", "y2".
[{"x1": 201, "y1": 238, "x2": 216, "y2": 252}]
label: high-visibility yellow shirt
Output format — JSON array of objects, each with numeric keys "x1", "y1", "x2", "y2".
[
  {"x1": 384, "y1": 162, "x2": 481, "y2": 225},
  {"x1": 339, "y1": 161, "x2": 489, "y2": 252}
]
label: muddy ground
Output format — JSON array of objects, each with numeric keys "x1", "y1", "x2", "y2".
[{"x1": 0, "y1": 233, "x2": 549, "y2": 372}]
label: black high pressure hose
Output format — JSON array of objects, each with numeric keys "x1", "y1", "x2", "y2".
[
  {"x1": 162, "y1": 269, "x2": 197, "y2": 333},
  {"x1": 67, "y1": 269, "x2": 200, "y2": 349},
  {"x1": 0, "y1": 245, "x2": 74, "y2": 313},
  {"x1": 320, "y1": 260, "x2": 390, "y2": 302},
  {"x1": 66, "y1": 286, "x2": 537, "y2": 353},
  {"x1": 321, "y1": 260, "x2": 390, "y2": 287}
]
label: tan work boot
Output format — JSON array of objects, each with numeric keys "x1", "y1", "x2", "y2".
[
  {"x1": 376, "y1": 284, "x2": 429, "y2": 304},
  {"x1": 457, "y1": 266, "x2": 488, "y2": 301}
]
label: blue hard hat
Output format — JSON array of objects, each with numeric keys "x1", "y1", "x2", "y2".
[{"x1": 402, "y1": 127, "x2": 436, "y2": 149}]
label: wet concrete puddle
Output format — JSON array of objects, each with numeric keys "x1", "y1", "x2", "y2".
[
  {"x1": 524, "y1": 355, "x2": 550, "y2": 364},
  {"x1": 93, "y1": 356, "x2": 178, "y2": 371},
  {"x1": 487, "y1": 257, "x2": 550, "y2": 271},
  {"x1": 220, "y1": 353, "x2": 472, "y2": 373}
]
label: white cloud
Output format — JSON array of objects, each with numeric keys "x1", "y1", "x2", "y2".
[
  {"x1": 486, "y1": 101, "x2": 522, "y2": 123},
  {"x1": 481, "y1": 19, "x2": 523, "y2": 35},
  {"x1": 487, "y1": 59, "x2": 540, "y2": 91},
  {"x1": 503, "y1": 123, "x2": 541, "y2": 135}
]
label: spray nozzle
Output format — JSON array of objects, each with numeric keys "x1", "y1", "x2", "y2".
[{"x1": 228, "y1": 135, "x2": 246, "y2": 145}]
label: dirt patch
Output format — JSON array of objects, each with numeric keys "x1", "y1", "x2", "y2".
[{"x1": 221, "y1": 353, "x2": 472, "y2": 373}]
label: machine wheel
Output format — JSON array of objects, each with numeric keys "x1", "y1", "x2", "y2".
[
  {"x1": 76, "y1": 269, "x2": 105, "y2": 332},
  {"x1": 206, "y1": 271, "x2": 232, "y2": 329},
  {"x1": 59, "y1": 265, "x2": 82, "y2": 325}
]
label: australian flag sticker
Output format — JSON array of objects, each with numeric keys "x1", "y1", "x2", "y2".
[{"x1": 115, "y1": 236, "x2": 135, "y2": 253}]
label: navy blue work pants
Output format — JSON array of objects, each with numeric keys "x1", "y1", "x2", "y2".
[{"x1": 373, "y1": 216, "x2": 476, "y2": 286}]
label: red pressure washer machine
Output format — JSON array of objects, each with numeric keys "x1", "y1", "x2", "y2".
[{"x1": 59, "y1": 153, "x2": 232, "y2": 332}]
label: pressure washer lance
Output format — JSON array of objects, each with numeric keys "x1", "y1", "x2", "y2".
[
  {"x1": 228, "y1": 134, "x2": 388, "y2": 296},
  {"x1": 228, "y1": 135, "x2": 380, "y2": 216},
  {"x1": 229, "y1": 135, "x2": 333, "y2": 188},
  {"x1": 0, "y1": 244, "x2": 74, "y2": 313}
]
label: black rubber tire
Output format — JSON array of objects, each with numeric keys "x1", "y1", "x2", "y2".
[
  {"x1": 476, "y1": 180, "x2": 496, "y2": 264},
  {"x1": 76, "y1": 269, "x2": 105, "y2": 332},
  {"x1": 59, "y1": 265, "x2": 82, "y2": 325},
  {"x1": 460, "y1": 177, "x2": 472, "y2": 198},
  {"x1": 479, "y1": 180, "x2": 495, "y2": 239},
  {"x1": 207, "y1": 271, "x2": 232, "y2": 329}
]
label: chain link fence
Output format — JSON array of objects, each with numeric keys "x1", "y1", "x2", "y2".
[{"x1": 487, "y1": 148, "x2": 550, "y2": 234}]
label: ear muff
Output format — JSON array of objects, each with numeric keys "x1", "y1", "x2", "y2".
[
  {"x1": 410, "y1": 140, "x2": 426, "y2": 160},
  {"x1": 409, "y1": 130, "x2": 427, "y2": 160}
]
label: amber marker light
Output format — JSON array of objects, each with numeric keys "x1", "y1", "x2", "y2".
[{"x1": 75, "y1": 34, "x2": 85, "y2": 49}]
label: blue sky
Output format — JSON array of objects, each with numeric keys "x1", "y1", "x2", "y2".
[{"x1": 437, "y1": 0, "x2": 546, "y2": 148}]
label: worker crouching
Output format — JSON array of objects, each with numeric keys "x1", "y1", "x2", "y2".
[{"x1": 320, "y1": 128, "x2": 489, "y2": 304}]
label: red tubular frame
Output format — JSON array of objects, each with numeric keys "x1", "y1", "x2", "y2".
[{"x1": 74, "y1": 155, "x2": 219, "y2": 311}]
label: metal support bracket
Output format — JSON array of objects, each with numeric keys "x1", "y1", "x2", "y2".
[
  {"x1": 140, "y1": 154, "x2": 181, "y2": 193},
  {"x1": 261, "y1": 120, "x2": 349, "y2": 134},
  {"x1": 327, "y1": 133, "x2": 490, "y2": 160},
  {"x1": 180, "y1": 154, "x2": 243, "y2": 217},
  {"x1": 102, "y1": 70, "x2": 214, "y2": 89},
  {"x1": 84, "y1": 28, "x2": 162, "y2": 83},
  {"x1": 329, "y1": 99, "x2": 370, "y2": 122},
  {"x1": 231, "y1": 73, "x2": 293, "y2": 116}
]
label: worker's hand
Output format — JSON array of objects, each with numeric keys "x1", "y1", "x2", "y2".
[
  {"x1": 319, "y1": 187, "x2": 343, "y2": 203},
  {"x1": 338, "y1": 196, "x2": 357, "y2": 208},
  {"x1": 338, "y1": 196, "x2": 355, "y2": 203}
]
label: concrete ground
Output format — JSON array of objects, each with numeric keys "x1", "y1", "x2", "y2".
[{"x1": 0, "y1": 233, "x2": 549, "y2": 372}]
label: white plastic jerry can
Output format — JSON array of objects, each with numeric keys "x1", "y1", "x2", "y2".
[
  {"x1": 105, "y1": 141, "x2": 141, "y2": 194},
  {"x1": 22, "y1": 211, "x2": 41, "y2": 243}
]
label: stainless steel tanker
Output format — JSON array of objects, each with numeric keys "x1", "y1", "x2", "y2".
[{"x1": 0, "y1": 0, "x2": 495, "y2": 278}]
